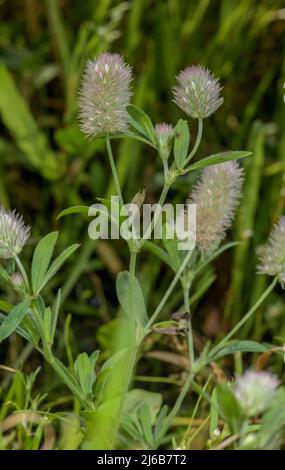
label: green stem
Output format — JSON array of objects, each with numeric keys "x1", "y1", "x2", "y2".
[
  {"x1": 185, "y1": 118, "x2": 203, "y2": 165},
  {"x1": 183, "y1": 287, "x2": 195, "y2": 366},
  {"x1": 139, "y1": 183, "x2": 170, "y2": 249},
  {"x1": 108, "y1": 250, "x2": 138, "y2": 447},
  {"x1": 15, "y1": 256, "x2": 30, "y2": 293},
  {"x1": 48, "y1": 355, "x2": 90, "y2": 408},
  {"x1": 129, "y1": 251, "x2": 137, "y2": 277},
  {"x1": 145, "y1": 248, "x2": 194, "y2": 331},
  {"x1": 31, "y1": 304, "x2": 89, "y2": 409},
  {"x1": 155, "y1": 369, "x2": 198, "y2": 447},
  {"x1": 106, "y1": 135, "x2": 124, "y2": 206},
  {"x1": 210, "y1": 277, "x2": 278, "y2": 358}
]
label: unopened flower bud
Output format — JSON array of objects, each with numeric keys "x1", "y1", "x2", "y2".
[
  {"x1": 11, "y1": 272, "x2": 23, "y2": 287},
  {"x1": 257, "y1": 217, "x2": 285, "y2": 287},
  {"x1": 154, "y1": 123, "x2": 174, "y2": 161}
]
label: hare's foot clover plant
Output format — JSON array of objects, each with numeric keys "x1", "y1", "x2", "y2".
[{"x1": 1, "y1": 52, "x2": 284, "y2": 450}]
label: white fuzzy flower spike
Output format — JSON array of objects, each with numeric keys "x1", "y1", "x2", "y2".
[
  {"x1": 187, "y1": 161, "x2": 244, "y2": 254},
  {"x1": 79, "y1": 53, "x2": 132, "y2": 138},
  {"x1": 233, "y1": 370, "x2": 279, "y2": 417},
  {"x1": 0, "y1": 207, "x2": 30, "y2": 259},
  {"x1": 258, "y1": 217, "x2": 285, "y2": 287},
  {"x1": 173, "y1": 65, "x2": 223, "y2": 119}
]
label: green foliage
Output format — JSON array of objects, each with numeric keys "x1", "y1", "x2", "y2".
[
  {"x1": 116, "y1": 271, "x2": 148, "y2": 327},
  {"x1": 32, "y1": 232, "x2": 58, "y2": 295},
  {"x1": 174, "y1": 119, "x2": 190, "y2": 169},
  {"x1": 74, "y1": 351, "x2": 98, "y2": 397},
  {"x1": 0, "y1": 0, "x2": 284, "y2": 452},
  {"x1": 127, "y1": 105, "x2": 156, "y2": 146},
  {"x1": 184, "y1": 150, "x2": 252, "y2": 173},
  {"x1": 0, "y1": 299, "x2": 30, "y2": 342}
]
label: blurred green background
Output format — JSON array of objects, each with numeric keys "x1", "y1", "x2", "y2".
[{"x1": 0, "y1": 0, "x2": 285, "y2": 411}]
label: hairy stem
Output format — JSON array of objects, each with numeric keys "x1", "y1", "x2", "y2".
[
  {"x1": 139, "y1": 183, "x2": 170, "y2": 249},
  {"x1": 15, "y1": 256, "x2": 30, "y2": 293},
  {"x1": 183, "y1": 287, "x2": 195, "y2": 366},
  {"x1": 185, "y1": 118, "x2": 203, "y2": 165},
  {"x1": 155, "y1": 369, "x2": 198, "y2": 447},
  {"x1": 106, "y1": 135, "x2": 124, "y2": 206},
  {"x1": 146, "y1": 249, "x2": 194, "y2": 331}
]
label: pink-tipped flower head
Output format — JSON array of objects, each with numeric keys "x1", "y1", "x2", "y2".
[
  {"x1": 258, "y1": 217, "x2": 285, "y2": 287},
  {"x1": 0, "y1": 207, "x2": 30, "y2": 259},
  {"x1": 154, "y1": 123, "x2": 174, "y2": 160},
  {"x1": 187, "y1": 161, "x2": 244, "y2": 254},
  {"x1": 233, "y1": 370, "x2": 279, "y2": 417},
  {"x1": 79, "y1": 53, "x2": 132, "y2": 138},
  {"x1": 173, "y1": 65, "x2": 223, "y2": 119}
]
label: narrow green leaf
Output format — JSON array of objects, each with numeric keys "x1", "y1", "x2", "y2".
[
  {"x1": 138, "y1": 404, "x2": 154, "y2": 447},
  {"x1": 174, "y1": 119, "x2": 190, "y2": 169},
  {"x1": 57, "y1": 206, "x2": 89, "y2": 220},
  {"x1": 194, "y1": 241, "x2": 240, "y2": 276},
  {"x1": 43, "y1": 307, "x2": 52, "y2": 344},
  {"x1": 37, "y1": 244, "x2": 80, "y2": 293},
  {"x1": 0, "y1": 299, "x2": 30, "y2": 342},
  {"x1": 143, "y1": 241, "x2": 172, "y2": 268},
  {"x1": 127, "y1": 104, "x2": 156, "y2": 145},
  {"x1": 0, "y1": 312, "x2": 34, "y2": 344},
  {"x1": 51, "y1": 289, "x2": 61, "y2": 343},
  {"x1": 110, "y1": 132, "x2": 156, "y2": 148},
  {"x1": 90, "y1": 350, "x2": 100, "y2": 368},
  {"x1": 184, "y1": 151, "x2": 252, "y2": 173},
  {"x1": 116, "y1": 271, "x2": 148, "y2": 327},
  {"x1": 31, "y1": 232, "x2": 58, "y2": 294},
  {"x1": 35, "y1": 295, "x2": 46, "y2": 319},
  {"x1": 0, "y1": 265, "x2": 11, "y2": 284},
  {"x1": 154, "y1": 405, "x2": 168, "y2": 441},
  {"x1": 161, "y1": 224, "x2": 183, "y2": 272},
  {"x1": 210, "y1": 340, "x2": 268, "y2": 361},
  {"x1": 210, "y1": 388, "x2": 219, "y2": 438},
  {"x1": 216, "y1": 383, "x2": 244, "y2": 434}
]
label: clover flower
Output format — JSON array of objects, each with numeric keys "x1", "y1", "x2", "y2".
[
  {"x1": 0, "y1": 207, "x2": 30, "y2": 259},
  {"x1": 187, "y1": 161, "x2": 243, "y2": 254},
  {"x1": 173, "y1": 65, "x2": 223, "y2": 119},
  {"x1": 154, "y1": 123, "x2": 174, "y2": 160},
  {"x1": 233, "y1": 370, "x2": 279, "y2": 417},
  {"x1": 257, "y1": 217, "x2": 285, "y2": 287},
  {"x1": 79, "y1": 53, "x2": 132, "y2": 138}
]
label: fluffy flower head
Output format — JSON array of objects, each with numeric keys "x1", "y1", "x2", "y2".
[
  {"x1": 233, "y1": 370, "x2": 279, "y2": 417},
  {"x1": 257, "y1": 217, "x2": 285, "y2": 287},
  {"x1": 173, "y1": 65, "x2": 223, "y2": 119},
  {"x1": 79, "y1": 53, "x2": 132, "y2": 137},
  {"x1": 0, "y1": 207, "x2": 30, "y2": 259},
  {"x1": 187, "y1": 161, "x2": 243, "y2": 254}
]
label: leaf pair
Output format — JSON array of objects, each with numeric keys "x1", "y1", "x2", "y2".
[
  {"x1": 74, "y1": 351, "x2": 99, "y2": 398},
  {"x1": 127, "y1": 105, "x2": 156, "y2": 147},
  {"x1": 0, "y1": 299, "x2": 30, "y2": 343},
  {"x1": 31, "y1": 232, "x2": 80, "y2": 295}
]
